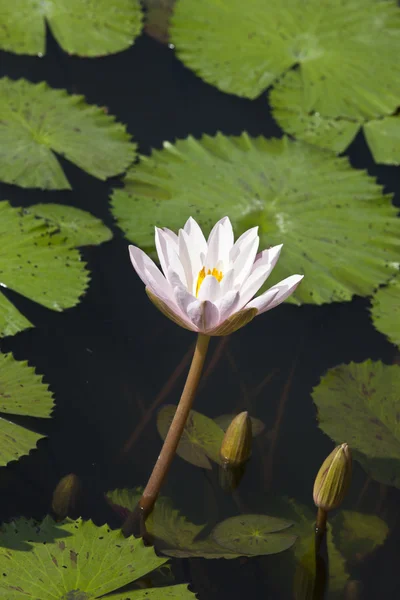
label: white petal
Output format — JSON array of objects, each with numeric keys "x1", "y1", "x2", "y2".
[
  {"x1": 178, "y1": 229, "x2": 196, "y2": 294},
  {"x1": 219, "y1": 268, "x2": 235, "y2": 295},
  {"x1": 173, "y1": 283, "x2": 197, "y2": 316},
  {"x1": 184, "y1": 217, "x2": 207, "y2": 255},
  {"x1": 162, "y1": 227, "x2": 179, "y2": 247},
  {"x1": 238, "y1": 244, "x2": 283, "y2": 307},
  {"x1": 129, "y1": 245, "x2": 172, "y2": 299},
  {"x1": 155, "y1": 227, "x2": 181, "y2": 277},
  {"x1": 229, "y1": 226, "x2": 258, "y2": 263},
  {"x1": 205, "y1": 223, "x2": 224, "y2": 271},
  {"x1": 197, "y1": 274, "x2": 221, "y2": 303},
  {"x1": 217, "y1": 290, "x2": 240, "y2": 322},
  {"x1": 247, "y1": 274, "x2": 304, "y2": 314},
  {"x1": 187, "y1": 300, "x2": 220, "y2": 332},
  {"x1": 208, "y1": 216, "x2": 234, "y2": 251},
  {"x1": 231, "y1": 235, "x2": 259, "y2": 287}
]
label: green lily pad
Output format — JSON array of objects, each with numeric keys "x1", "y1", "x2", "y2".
[
  {"x1": 157, "y1": 405, "x2": 225, "y2": 469},
  {"x1": 312, "y1": 360, "x2": 400, "y2": 489},
  {"x1": 211, "y1": 514, "x2": 295, "y2": 556},
  {"x1": 332, "y1": 510, "x2": 389, "y2": 562},
  {"x1": 0, "y1": 78, "x2": 135, "y2": 190},
  {"x1": 0, "y1": 516, "x2": 195, "y2": 599},
  {"x1": 0, "y1": 0, "x2": 142, "y2": 56},
  {"x1": 0, "y1": 201, "x2": 89, "y2": 337},
  {"x1": 371, "y1": 273, "x2": 400, "y2": 349},
  {"x1": 364, "y1": 116, "x2": 400, "y2": 166},
  {"x1": 214, "y1": 413, "x2": 265, "y2": 437},
  {"x1": 26, "y1": 204, "x2": 113, "y2": 247},
  {"x1": 0, "y1": 352, "x2": 53, "y2": 466},
  {"x1": 111, "y1": 133, "x2": 400, "y2": 305},
  {"x1": 170, "y1": 0, "x2": 400, "y2": 112}
]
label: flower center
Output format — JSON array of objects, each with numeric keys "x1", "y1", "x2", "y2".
[{"x1": 196, "y1": 267, "x2": 223, "y2": 296}]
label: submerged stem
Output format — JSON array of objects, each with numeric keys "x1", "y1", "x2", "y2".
[{"x1": 123, "y1": 333, "x2": 210, "y2": 534}]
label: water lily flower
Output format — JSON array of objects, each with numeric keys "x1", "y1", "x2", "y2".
[{"x1": 129, "y1": 217, "x2": 303, "y2": 335}]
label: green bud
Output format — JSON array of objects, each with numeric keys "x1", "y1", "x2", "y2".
[
  {"x1": 52, "y1": 473, "x2": 80, "y2": 519},
  {"x1": 220, "y1": 411, "x2": 252, "y2": 467},
  {"x1": 313, "y1": 444, "x2": 352, "y2": 511}
]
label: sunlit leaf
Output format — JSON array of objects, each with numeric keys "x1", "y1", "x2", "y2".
[
  {"x1": 0, "y1": 0, "x2": 142, "y2": 56},
  {"x1": 214, "y1": 413, "x2": 265, "y2": 437},
  {"x1": 332, "y1": 510, "x2": 389, "y2": 562},
  {"x1": 26, "y1": 204, "x2": 113, "y2": 247},
  {"x1": 370, "y1": 273, "x2": 400, "y2": 349},
  {"x1": 157, "y1": 405, "x2": 224, "y2": 469},
  {"x1": 0, "y1": 201, "x2": 89, "y2": 337},
  {"x1": 364, "y1": 116, "x2": 400, "y2": 165},
  {"x1": 111, "y1": 133, "x2": 400, "y2": 305},
  {"x1": 0, "y1": 516, "x2": 195, "y2": 599},
  {"x1": 0, "y1": 78, "x2": 135, "y2": 190},
  {"x1": 312, "y1": 360, "x2": 400, "y2": 489},
  {"x1": 0, "y1": 352, "x2": 53, "y2": 466}
]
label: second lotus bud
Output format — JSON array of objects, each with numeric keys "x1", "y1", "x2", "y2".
[
  {"x1": 220, "y1": 411, "x2": 252, "y2": 467},
  {"x1": 313, "y1": 443, "x2": 352, "y2": 512}
]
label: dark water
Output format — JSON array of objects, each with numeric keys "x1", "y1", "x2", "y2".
[{"x1": 1, "y1": 30, "x2": 399, "y2": 599}]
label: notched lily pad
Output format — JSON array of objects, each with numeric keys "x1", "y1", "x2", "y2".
[
  {"x1": 371, "y1": 273, "x2": 400, "y2": 349},
  {"x1": 0, "y1": 516, "x2": 195, "y2": 599},
  {"x1": 0, "y1": 78, "x2": 135, "y2": 190},
  {"x1": 0, "y1": 201, "x2": 89, "y2": 337},
  {"x1": 0, "y1": 0, "x2": 143, "y2": 57},
  {"x1": 0, "y1": 352, "x2": 53, "y2": 466},
  {"x1": 332, "y1": 510, "x2": 389, "y2": 562},
  {"x1": 111, "y1": 133, "x2": 400, "y2": 305},
  {"x1": 312, "y1": 360, "x2": 400, "y2": 489},
  {"x1": 364, "y1": 116, "x2": 400, "y2": 165},
  {"x1": 157, "y1": 405, "x2": 225, "y2": 469}
]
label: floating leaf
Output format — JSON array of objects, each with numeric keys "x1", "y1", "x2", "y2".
[
  {"x1": 171, "y1": 0, "x2": 400, "y2": 113},
  {"x1": 364, "y1": 116, "x2": 400, "y2": 166},
  {"x1": 0, "y1": 0, "x2": 143, "y2": 57},
  {"x1": 0, "y1": 352, "x2": 53, "y2": 466},
  {"x1": 27, "y1": 204, "x2": 113, "y2": 247},
  {"x1": 157, "y1": 405, "x2": 224, "y2": 469},
  {"x1": 0, "y1": 201, "x2": 89, "y2": 337},
  {"x1": 214, "y1": 413, "x2": 265, "y2": 437},
  {"x1": 312, "y1": 360, "x2": 400, "y2": 489},
  {"x1": 211, "y1": 514, "x2": 295, "y2": 556},
  {"x1": 0, "y1": 516, "x2": 195, "y2": 599},
  {"x1": 371, "y1": 274, "x2": 400, "y2": 349},
  {"x1": 0, "y1": 78, "x2": 135, "y2": 190},
  {"x1": 111, "y1": 133, "x2": 400, "y2": 305},
  {"x1": 332, "y1": 510, "x2": 389, "y2": 562}
]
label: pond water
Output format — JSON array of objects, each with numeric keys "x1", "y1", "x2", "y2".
[{"x1": 1, "y1": 30, "x2": 399, "y2": 600}]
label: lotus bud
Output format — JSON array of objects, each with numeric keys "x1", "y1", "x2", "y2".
[
  {"x1": 52, "y1": 473, "x2": 80, "y2": 519},
  {"x1": 313, "y1": 443, "x2": 352, "y2": 512},
  {"x1": 220, "y1": 411, "x2": 252, "y2": 467}
]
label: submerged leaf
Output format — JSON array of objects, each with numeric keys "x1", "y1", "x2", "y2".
[
  {"x1": 371, "y1": 274, "x2": 400, "y2": 349},
  {"x1": 0, "y1": 0, "x2": 142, "y2": 56},
  {"x1": 0, "y1": 517, "x2": 195, "y2": 599},
  {"x1": 157, "y1": 405, "x2": 224, "y2": 469},
  {"x1": 0, "y1": 352, "x2": 53, "y2": 466},
  {"x1": 332, "y1": 510, "x2": 389, "y2": 562},
  {"x1": 0, "y1": 201, "x2": 89, "y2": 337},
  {"x1": 143, "y1": 0, "x2": 176, "y2": 44},
  {"x1": 0, "y1": 78, "x2": 135, "y2": 190},
  {"x1": 111, "y1": 133, "x2": 400, "y2": 305},
  {"x1": 312, "y1": 360, "x2": 400, "y2": 489}
]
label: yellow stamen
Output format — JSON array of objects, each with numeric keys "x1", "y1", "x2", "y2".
[{"x1": 196, "y1": 267, "x2": 223, "y2": 296}]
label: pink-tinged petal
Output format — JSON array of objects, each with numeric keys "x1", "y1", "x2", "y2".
[
  {"x1": 173, "y1": 283, "x2": 197, "y2": 316},
  {"x1": 187, "y1": 299, "x2": 220, "y2": 332},
  {"x1": 238, "y1": 244, "x2": 283, "y2": 307},
  {"x1": 155, "y1": 227, "x2": 182, "y2": 279},
  {"x1": 178, "y1": 228, "x2": 196, "y2": 294},
  {"x1": 231, "y1": 235, "x2": 259, "y2": 287},
  {"x1": 247, "y1": 274, "x2": 304, "y2": 314},
  {"x1": 220, "y1": 268, "x2": 235, "y2": 295},
  {"x1": 184, "y1": 217, "x2": 207, "y2": 256},
  {"x1": 129, "y1": 245, "x2": 172, "y2": 299},
  {"x1": 146, "y1": 288, "x2": 196, "y2": 332},
  {"x1": 197, "y1": 274, "x2": 222, "y2": 303},
  {"x1": 217, "y1": 290, "x2": 240, "y2": 322},
  {"x1": 229, "y1": 226, "x2": 258, "y2": 263}
]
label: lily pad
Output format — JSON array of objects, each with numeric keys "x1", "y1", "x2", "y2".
[
  {"x1": 111, "y1": 133, "x2": 400, "y2": 305},
  {"x1": 0, "y1": 201, "x2": 89, "y2": 337},
  {"x1": 0, "y1": 0, "x2": 143, "y2": 56},
  {"x1": 0, "y1": 78, "x2": 135, "y2": 190},
  {"x1": 170, "y1": 0, "x2": 400, "y2": 110},
  {"x1": 312, "y1": 360, "x2": 400, "y2": 489},
  {"x1": 211, "y1": 514, "x2": 296, "y2": 556},
  {"x1": 332, "y1": 510, "x2": 389, "y2": 562},
  {"x1": 26, "y1": 204, "x2": 113, "y2": 247},
  {"x1": 214, "y1": 413, "x2": 265, "y2": 437},
  {"x1": 157, "y1": 405, "x2": 225, "y2": 469},
  {"x1": 0, "y1": 352, "x2": 53, "y2": 466},
  {"x1": 364, "y1": 116, "x2": 400, "y2": 165},
  {"x1": 371, "y1": 273, "x2": 400, "y2": 349},
  {"x1": 0, "y1": 516, "x2": 195, "y2": 599}
]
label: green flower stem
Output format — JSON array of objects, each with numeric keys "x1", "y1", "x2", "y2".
[
  {"x1": 124, "y1": 334, "x2": 210, "y2": 533},
  {"x1": 315, "y1": 507, "x2": 328, "y2": 551}
]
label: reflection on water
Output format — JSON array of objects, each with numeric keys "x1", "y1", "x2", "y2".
[{"x1": 0, "y1": 32, "x2": 400, "y2": 600}]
